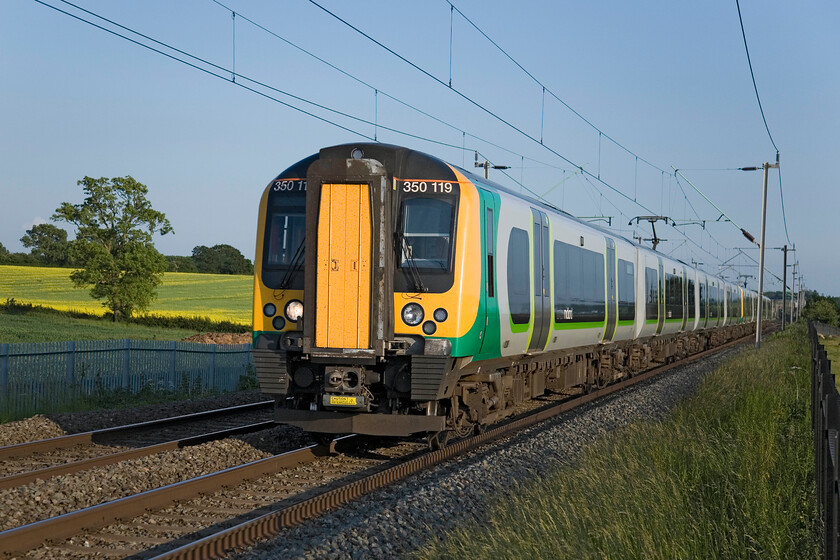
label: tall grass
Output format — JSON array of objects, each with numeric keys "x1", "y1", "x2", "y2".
[{"x1": 418, "y1": 325, "x2": 819, "y2": 560}]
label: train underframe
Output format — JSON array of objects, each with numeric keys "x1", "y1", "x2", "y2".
[{"x1": 255, "y1": 322, "x2": 755, "y2": 448}]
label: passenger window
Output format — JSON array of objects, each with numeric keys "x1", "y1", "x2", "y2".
[
  {"x1": 618, "y1": 259, "x2": 635, "y2": 321},
  {"x1": 645, "y1": 267, "x2": 658, "y2": 320},
  {"x1": 507, "y1": 228, "x2": 530, "y2": 324}
]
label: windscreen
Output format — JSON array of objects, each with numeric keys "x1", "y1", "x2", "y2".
[
  {"x1": 399, "y1": 198, "x2": 454, "y2": 270},
  {"x1": 262, "y1": 193, "x2": 306, "y2": 290}
]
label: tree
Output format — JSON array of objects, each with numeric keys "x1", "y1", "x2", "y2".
[
  {"x1": 20, "y1": 223, "x2": 72, "y2": 266},
  {"x1": 803, "y1": 295, "x2": 840, "y2": 327},
  {"x1": 0, "y1": 242, "x2": 8, "y2": 264},
  {"x1": 166, "y1": 255, "x2": 199, "y2": 273},
  {"x1": 53, "y1": 176, "x2": 173, "y2": 321},
  {"x1": 192, "y1": 244, "x2": 253, "y2": 275}
]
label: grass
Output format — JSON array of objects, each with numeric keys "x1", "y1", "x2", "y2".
[
  {"x1": 0, "y1": 306, "x2": 207, "y2": 343},
  {"x1": 417, "y1": 324, "x2": 819, "y2": 560},
  {"x1": 823, "y1": 335, "x2": 840, "y2": 374},
  {"x1": 0, "y1": 264, "x2": 252, "y2": 324},
  {"x1": 821, "y1": 334, "x2": 840, "y2": 390}
]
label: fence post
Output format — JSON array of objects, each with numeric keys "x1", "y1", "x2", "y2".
[
  {"x1": 66, "y1": 340, "x2": 75, "y2": 385},
  {"x1": 826, "y1": 388, "x2": 838, "y2": 560},
  {"x1": 122, "y1": 339, "x2": 131, "y2": 391},
  {"x1": 209, "y1": 344, "x2": 217, "y2": 392},
  {"x1": 169, "y1": 340, "x2": 178, "y2": 387},
  {"x1": 0, "y1": 343, "x2": 9, "y2": 418}
]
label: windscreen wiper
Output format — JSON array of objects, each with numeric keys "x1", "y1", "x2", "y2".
[
  {"x1": 279, "y1": 239, "x2": 305, "y2": 289},
  {"x1": 395, "y1": 231, "x2": 427, "y2": 293}
]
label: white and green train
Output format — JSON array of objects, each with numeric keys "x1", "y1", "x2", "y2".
[{"x1": 252, "y1": 144, "x2": 767, "y2": 446}]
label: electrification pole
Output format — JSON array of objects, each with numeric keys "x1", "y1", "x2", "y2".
[
  {"x1": 741, "y1": 154, "x2": 780, "y2": 349},
  {"x1": 781, "y1": 244, "x2": 787, "y2": 330}
]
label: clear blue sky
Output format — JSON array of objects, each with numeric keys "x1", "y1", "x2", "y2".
[{"x1": 1, "y1": 0, "x2": 837, "y2": 295}]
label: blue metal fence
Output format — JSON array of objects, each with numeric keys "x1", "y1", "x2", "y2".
[{"x1": 0, "y1": 340, "x2": 253, "y2": 420}]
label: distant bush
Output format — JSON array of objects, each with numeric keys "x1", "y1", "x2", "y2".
[
  {"x1": 804, "y1": 295, "x2": 839, "y2": 327},
  {"x1": 0, "y1": 252, "x2": 44, "y2": 266},
  {"x1": 118, "y1": 312, "x2": 250, "y2": 333},
  {"x1": 192, "y1": 244, "x2": 253, "y2": 275},
  {"x1": 0, "y1": 298, "x2": 37, "y2": 314}
]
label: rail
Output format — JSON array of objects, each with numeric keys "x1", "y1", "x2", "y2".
[{"x1": 810, "y1": 321, "x2": 839, "y2": 559}]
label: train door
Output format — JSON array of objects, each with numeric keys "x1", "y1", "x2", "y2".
[
  {"x1": 657, "y1": 257, "x2": 665, "y2": 334},
  {"x1": 315, "y1": 183, "x2": 372, "y2": 349},
  {"x1": 478, "y1": 190, "x2": 499, "y2": 355},
  {"x1": 603, "y1": 238, "x2": 617, "y2": 342},
  {"x1": 528, "y1": 208, "x2": 551, "y2": 352}
]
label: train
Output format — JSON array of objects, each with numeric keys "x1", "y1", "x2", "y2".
[{"x1": 252, "y1": 143, "x2": 768, "y2": 448}]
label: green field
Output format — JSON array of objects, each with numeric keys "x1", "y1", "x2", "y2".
[
  {"x1": 0, "y1": 308, "x2": 208, "y2": 343},
  {"x1": 0, "y1": 265, "x2": 252, "y2": 324}
]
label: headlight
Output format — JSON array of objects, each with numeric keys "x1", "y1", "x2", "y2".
[
  {"x1": 263, "y1": 303, "x2": 276, "y2": 317},
  {"x1": 285, "y1": 300, "x2": 304, "y2": 322},
  {"x1": 272, "y1": 316, "x2": 286, "y2": 330},
  {"x1": 433, "y1": 308, "x2": 448, "y2": 322},
  {"x1": 401, "y1": 303, "x2": 424, "y2": 326}
]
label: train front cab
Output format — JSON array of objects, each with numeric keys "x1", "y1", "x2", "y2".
[{"x1": 254, "y1": 145, "x2": 488, "y2": 437}]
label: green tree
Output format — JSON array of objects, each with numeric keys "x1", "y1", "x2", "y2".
[
  {"x1": 803, "y1": 295, "x2": 840, "y2": 327},
  {"x1": 0, "y1": 242, "x2": 8, "y2": 264},
  {"x1": 53, "y1": 176, "x2": 173, "y2": 321},
  {"x1": 192, "y1": 244, "x2": 253, "y2": 274},
  {"x1": 20, "y1": 223, "x2": 72, "y2": 266},
  {"x1": 166, "y1": 255, "x2": 199, "y2": 273}
]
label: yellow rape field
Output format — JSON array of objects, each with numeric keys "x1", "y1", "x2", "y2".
[{"x1": 0, "y1": 265, "x2": 252, "y2": 325}]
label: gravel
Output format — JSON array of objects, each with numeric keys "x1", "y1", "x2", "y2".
[
  {"x1": 0, "y1": 436, "x2": 280, "y2": 531},
  {"x1": 0, "y1": 391, "x2": 267, "y2": 446},
  {"x1": 0, "y1": 416, "x2": 66, "y2": 447},
  {"x1": 45, "y1": 390, "x2": 267, "y2": 434},
  {"x1": 232, "y1": 346, "x2": 744, "y2": 560}
]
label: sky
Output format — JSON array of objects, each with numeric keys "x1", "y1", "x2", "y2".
[{"x1": 1, "y1": 0, "x2": 837, "y2": 296}]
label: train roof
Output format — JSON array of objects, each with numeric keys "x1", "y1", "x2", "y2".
[{"x1": 274, "y1": 143, "x2": 751, "y2": 294}]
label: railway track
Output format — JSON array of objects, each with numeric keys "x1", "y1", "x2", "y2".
[
  {"x1": 0, "y1": 331, "x2": 762, "y2": 559},
  {"x1": 0, "y1": 402, "x2": 274, "y2": 489}
]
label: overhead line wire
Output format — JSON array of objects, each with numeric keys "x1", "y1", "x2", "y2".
[
  {"x1": 39, "y1": 0, "x2": 485, "y2": 154},
  {"x1": 44, "y1": 0, "x2": 743, "y2": 273},
  {"x1": 308, "y1": 0, "x2": 745, "y2": 270},
  {"x1": 734, "y1": 0, "x2": 792, "y2": 246},
  {"x1": 36, "y1": 0, "x2": 377, "y2": 140},
  {"x1": 307, "y1": 3, "x2": 642, "y2": 207},
  {"x1": 208, "y1": 0, "x2": 574, "y2": 173},
  {"x1": 734, "y1": 0, "x2": 777, "y2": 152},
  {"x1": 445, "y1": 0, "x2": 670, "y2": 176}
]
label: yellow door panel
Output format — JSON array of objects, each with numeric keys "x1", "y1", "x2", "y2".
[{"x1": 316, "y1": 184, "x2": 371, "y2": 349}]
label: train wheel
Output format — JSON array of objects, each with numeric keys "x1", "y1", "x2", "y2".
[{"x1": 427, "y1": 431, "x2": 450, "y2": 451}]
